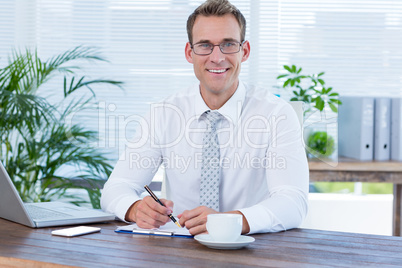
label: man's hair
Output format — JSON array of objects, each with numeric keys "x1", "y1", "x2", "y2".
[{"x1": 186, "y1": 0, "x2": 246, "y2": 44}]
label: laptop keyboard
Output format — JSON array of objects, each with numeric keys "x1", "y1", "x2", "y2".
[{"x1": 25, "y1": 205, "x2": 71, "y2": 220}]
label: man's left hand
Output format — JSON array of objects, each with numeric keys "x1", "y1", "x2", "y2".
[
  {"x1": 177, "y1": 206, "x2": 216, "y2": 236},
  {"x1": 178, "y1": 206, "x2": 251, "y2": 236}
]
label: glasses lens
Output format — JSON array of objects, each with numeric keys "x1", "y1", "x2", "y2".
[
  {"x1": 193, "y1": 43, "x2": 213, "y2": 55},
  {"x1": 220, "y1": 42, "x2": 240, "y2": 54},
  {"x1": 192, "y1": 41, "x2": 242, "y2": 55}
]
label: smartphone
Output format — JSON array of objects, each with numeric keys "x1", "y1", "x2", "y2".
[{"x1": 51, "y1": 226, "x2": 101, "y2": 237}]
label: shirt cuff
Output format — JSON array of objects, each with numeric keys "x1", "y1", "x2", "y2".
[
  {"x1": 114, "y1": 195, "x2": 142, "y2": 222},
  {"x1": 238, "y1": 204, "x2": 277, "y2": 234}
]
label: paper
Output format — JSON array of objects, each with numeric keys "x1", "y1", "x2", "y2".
[{"x1": 115, "y1": 221, "x2": 192, "y2": 237}]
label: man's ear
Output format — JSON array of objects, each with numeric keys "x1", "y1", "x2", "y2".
[
  {"x1": 241, "y1": 40, "x2": 251, "y2": 63},
  {"x1": 185, "y1": 42, "x2": 193, "y2": 64}
]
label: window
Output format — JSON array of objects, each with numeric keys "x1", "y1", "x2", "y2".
[{"x1": 1, "y1": 0, "x2": 401, "y2": 161}]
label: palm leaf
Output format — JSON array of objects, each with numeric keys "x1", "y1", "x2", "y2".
[{"x1": 1, "y1": 46, "x2": 123, "y2": 207}]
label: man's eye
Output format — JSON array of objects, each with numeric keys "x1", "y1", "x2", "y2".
[
  {"x1": 222, "y1": 42, "x2": 236, "y2": 47},
  {"x1": 198, "y1": 43, "x2": 212, "y2": 49}
]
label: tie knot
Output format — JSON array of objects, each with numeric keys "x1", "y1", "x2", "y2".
[{"x1": 205, "y1": 110, "x2": 221, "y2": 129}]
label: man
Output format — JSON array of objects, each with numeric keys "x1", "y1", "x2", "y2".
[{"x1": 101, "y1": 0, "x2": 309, "y2": 235}]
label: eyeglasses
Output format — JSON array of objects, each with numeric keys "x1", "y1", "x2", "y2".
[{"x1": 191, "y1": 41, "x2": 245, "y2": 56}]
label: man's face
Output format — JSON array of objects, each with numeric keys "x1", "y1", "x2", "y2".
[{"x1": 185, "y1": 14, "x2": 250, "y2": 101}]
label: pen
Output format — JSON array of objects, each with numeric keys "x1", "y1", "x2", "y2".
[{"x1": 144, "y1": 185, "x2": 182, "y2": 228}]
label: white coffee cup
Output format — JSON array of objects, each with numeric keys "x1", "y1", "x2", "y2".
[{"x1": 206, "y1": 214, "x2": 242, "y2": 242}]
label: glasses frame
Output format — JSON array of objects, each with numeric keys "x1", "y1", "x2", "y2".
[{"x1": 191, "y1": 40, "x2": 245, "y2": 56}]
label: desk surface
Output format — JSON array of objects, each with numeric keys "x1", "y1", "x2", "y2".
[{"x1": 1, "y1": 219, "x2": 402, "y2": 267}]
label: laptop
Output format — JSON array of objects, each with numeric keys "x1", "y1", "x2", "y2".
[{"x1": 0, "y1": 161, "x2": 115, "y2": 228}]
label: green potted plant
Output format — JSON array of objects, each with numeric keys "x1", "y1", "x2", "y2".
[
  {"x1": 276, "y1": 65, "x2": 341, "y2": 159},
  {"x1": 307, "y1": 131, "x2": 336, "y2": 159},
  {"x1": 0, "y1": 46, "x2": 123, "y2": 208}
]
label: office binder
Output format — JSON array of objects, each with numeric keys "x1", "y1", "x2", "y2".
[
  {"x1": 391, "y1": 98, "x2": 402, "y2": 161},
  {"x1": 374, "y1": 98, "x2": 391, "y2": 161},
  {"x1": 338, "y1": 96, "x2": 374, "y2": 161}
]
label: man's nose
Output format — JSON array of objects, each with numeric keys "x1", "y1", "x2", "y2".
[{"x1": 209, "y1": 46, "x2": 225, "y2": 63}]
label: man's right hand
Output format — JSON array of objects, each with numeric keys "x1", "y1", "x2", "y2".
[{"x1": 125, "y1": 196, "x2": 174, "y2": 229}]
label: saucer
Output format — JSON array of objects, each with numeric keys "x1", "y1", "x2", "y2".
[{"x1": 194, "y1": 234, "x2": 255, "y2": 250}]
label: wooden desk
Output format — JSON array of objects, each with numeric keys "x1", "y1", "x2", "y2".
[
  {"x1": 1, "y1": 219, "x2": 402, "y2": 267},
  {"x1": 309, "y1": 160, "x2": 402, "y2": 236}
]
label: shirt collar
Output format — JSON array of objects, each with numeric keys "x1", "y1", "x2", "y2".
[{"x1": 194, "y1": 81, "x2": 246, "y2": 126}]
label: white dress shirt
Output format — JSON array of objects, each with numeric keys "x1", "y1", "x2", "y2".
[{"x1": 101, "y1": 81, "x2": 309, "y2": 234}]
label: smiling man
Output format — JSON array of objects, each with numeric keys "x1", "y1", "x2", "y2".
[
  {"x1": 101, "y1": 0, "x2": 309, "y2": 236},
  {"x1": 185, "y1": 14, "x2": 250, "y2": 110}
]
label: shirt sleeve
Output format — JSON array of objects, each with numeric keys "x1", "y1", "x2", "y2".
[
  {"x1": 239, "y1": 102, "x2": 309, "y2": 234},
  {"x1": 100, "y1": 114, "x2": 163, "y2": 222}
]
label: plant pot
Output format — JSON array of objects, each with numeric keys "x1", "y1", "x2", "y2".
[{"x1": 303, "y1": 109, "x2": 338, "y2": 161}]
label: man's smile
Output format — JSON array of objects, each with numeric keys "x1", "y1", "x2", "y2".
[{"x1": 207, "y1": 68, "x2": 229, "y2": 74}]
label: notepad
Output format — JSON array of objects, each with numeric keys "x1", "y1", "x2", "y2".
[{"x1": 115, "y1": 221, "x2": 193, "y2": 238}]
